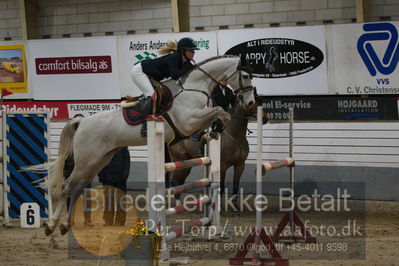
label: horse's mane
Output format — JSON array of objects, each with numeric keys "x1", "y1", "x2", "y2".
[
  {"x1": 179, "y1": 55, "x2": 239, "y2": 84},
  {"x1": 195, "y1": 55, "x2": 239, "y2": 67}
]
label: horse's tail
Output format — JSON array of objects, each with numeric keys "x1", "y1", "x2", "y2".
[{"x1": 25, "y1": 118, "x2": 81, "y2": 201}]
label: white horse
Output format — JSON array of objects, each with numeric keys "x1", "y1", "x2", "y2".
[{"x1": 29, "y1": 55, "x2": 255, "y2": 236}]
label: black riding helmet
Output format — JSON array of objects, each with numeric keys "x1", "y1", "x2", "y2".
[{"x1": 177, "y1": 37, "x2": 200, "y2": 50}]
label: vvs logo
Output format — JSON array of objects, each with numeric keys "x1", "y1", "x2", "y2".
[{"x1": 357, "y1": 22, "x2": 399, "y2": 82}]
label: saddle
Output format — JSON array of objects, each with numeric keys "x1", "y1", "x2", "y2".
[{"x1": 122, "y1": 80, "x2": 173, "y2": 126}]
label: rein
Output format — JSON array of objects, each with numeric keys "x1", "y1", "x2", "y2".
[
  {"x1": 163, "y1": 60, "x2": 256, "y2": 142},
  {"x1": 173, "y1": 64, "x2": 254, "y2": 105},
  {"x1": 175, "y1": 77, "x2": 211, "y2": 105}
]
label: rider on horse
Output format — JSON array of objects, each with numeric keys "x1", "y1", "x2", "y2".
[
  {"x1": 211, "y1": 80, "x2": 236, "y2": 113},
  {"x1": 130, "y1": 37, "x2": 200, "y2": 136}
]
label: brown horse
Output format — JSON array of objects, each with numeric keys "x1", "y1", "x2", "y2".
[{"x1": 167, "y1": 100, "x2": 268, "y2": 213}]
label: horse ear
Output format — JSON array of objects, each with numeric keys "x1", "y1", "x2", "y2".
[
  {"x1": 241, "y1": 58, "x2": 255, "y2": 69},
  {"x1": 238, "y1": 58, "x2": 248, "y2": 69},
  {"x1": 236, "y1": 58, "x2": 242, "y2": 69},
  {"x1": 246, "y1": 61, "x2": 255, "y2": 73}
]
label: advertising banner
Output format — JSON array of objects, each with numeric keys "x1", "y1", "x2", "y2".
[
  {"x1": 330, "y1": 22, "x2": 399, "y2": 95},
  {"x1": 217, "y1": 26, "x2": 328, "y2": 95},
  {"x1": 27, "y1": 37, "x2": 120, "y2": 100},
  {"x1": 260, "y1": 96, "x2": 399, "y2": 121},
  {"x1": 0, "y1": 44, "x2": 28, "y2": 94},
  {"x1": 0, "y1": 101, "x2": 120, "y2": 120},
  {"x1": 118, "y1": 32, "x2": 218, "y2": 97}
]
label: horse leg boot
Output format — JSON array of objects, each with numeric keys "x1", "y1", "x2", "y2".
[
  {"x1": 210, "y1": 119, "x2": 225, "y2": 139},
  {"x1": 139, "y1": 96, "x2": 153, "y2": 137}
]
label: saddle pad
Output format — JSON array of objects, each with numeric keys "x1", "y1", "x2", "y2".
[{"x1": 122, "y1": 85, "x2": 173, "y2": 126}]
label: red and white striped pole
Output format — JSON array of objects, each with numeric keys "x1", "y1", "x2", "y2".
[
  {"x1": 262, "y1": 158, "x2": 294, "y2": 174},
  {"x1": 166, "y1": 178, "x2": 210, "y2": 196},
  {"x1": 166, "y1": 217, "x2": 210, "y2": 241},
  {"x1": 165, "y1": 157, "x2": 211, "y2": 172},
  {"x1": 166, "y1": 196, "x2": 210, "y2": 216}
]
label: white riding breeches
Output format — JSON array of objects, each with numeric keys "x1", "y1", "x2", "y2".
[{"x1": 131, "y1": 63, "x2": 154, "y2": 97}]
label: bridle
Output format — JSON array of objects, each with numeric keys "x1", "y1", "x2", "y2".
[
  {"x1": 174, "y1": 64, "x2": 255, "y2": 104},
  {"x1": 197, "y1": 65, "x2": 255, "y2": 94},
  {"x1": 163, "y1": 62, "x2": 256, "y2": 144}
]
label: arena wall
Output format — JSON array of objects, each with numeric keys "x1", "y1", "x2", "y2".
[
  {"x1": 50, "y1": 120, "x2": 399, "y2": 201},
  {"x1": 2, "y1": 0, "x2": 399, "y2": 41},
  {"x1": 0, "y1": 1, "x2": 22, "y2": 40},
  {"x1": 1, "y1": 0, "x2": 398, "y2": 201}
]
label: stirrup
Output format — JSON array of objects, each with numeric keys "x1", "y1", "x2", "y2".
[{"x1": 120, "y1": 100, "x2": 139, "y2": 109}]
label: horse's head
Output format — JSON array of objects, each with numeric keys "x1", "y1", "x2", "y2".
[
  {"x1": 225, "y1": 64, "x2": 256, "y2": 109},
  {"x1": 180, "y1": 56, "x2": 255, "y2": 109}
]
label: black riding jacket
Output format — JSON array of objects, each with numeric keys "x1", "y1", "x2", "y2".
[
  {"x1": 211, "y1": 85, "x2": 236, "y2": 112},
  {"x1": 141, "y1": 52, "x2": 194, "y2": 81}
]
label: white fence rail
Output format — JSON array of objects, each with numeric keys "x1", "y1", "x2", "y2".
[{"x1": 50, "y1": 121, "x2": 399, "y2": 168}]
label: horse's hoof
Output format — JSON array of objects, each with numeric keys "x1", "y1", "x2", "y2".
[
  {"x1": 60, "y1": 223, "x2": 69, "y2": 235},
  {"x1": 43, "y1": 222, "x2": 53, "y2": 236}
]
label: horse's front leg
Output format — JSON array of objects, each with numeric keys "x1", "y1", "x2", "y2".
[
  {"x1": 232, "y1": 163, "x2": 245, "y2": 216},
  {"x1": 190, "y1": 107, "x2": 230, "y2": 133},
  {"x1": 207, "y1": 106, "x2": 231, "y2": 124}
]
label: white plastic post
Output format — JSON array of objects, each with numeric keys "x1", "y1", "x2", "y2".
[
  {"x1": 147, "y1": 118, "x2": 169, "y2": 261},
  {"x1": 208, "y1": 137, "x2": 221, "y2": 232},
  {"x1": 288, "y1": 107, "x2": 295, "y2": 235},
  {"x1": 254, "y1": 106, "x2": 263, "y2": 262},
  {"x1": 148, "y1": 118, "x2": 223, "y2": 262}
]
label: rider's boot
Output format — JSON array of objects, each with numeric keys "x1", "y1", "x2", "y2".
[
  {"x1": 140, "y1": 96, "x2": 153, "y2": 137},
  {"x1": 190, "y1": 132, "x2": 201, "y2": 142}
]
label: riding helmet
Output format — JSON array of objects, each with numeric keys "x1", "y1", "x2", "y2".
[{"x1": 177, "y1": 37, "x2": 200, "y2": 50}]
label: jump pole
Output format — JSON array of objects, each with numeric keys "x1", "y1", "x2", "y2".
[
  {"x1": 254, "y1": 104, "x2": 264, "y2": 263},
  {"x1": 229, "y1": 106, "x2": 288, "y2": 265},
  {"x1": 147, "y1": 115, "x2": 172, "y2": 262},
  {"x1": 147, "y1": 116, "x2": 221, "y2": 263},
  {"x1": 271, "y1": 108, "x2": 316, "y2": 244},
  {"x1": 208, "y1": 132, "x2": 221, "y2": 234},
  {"x1": 289, "y1": 108, "x2": 295, "y2": 237}
]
